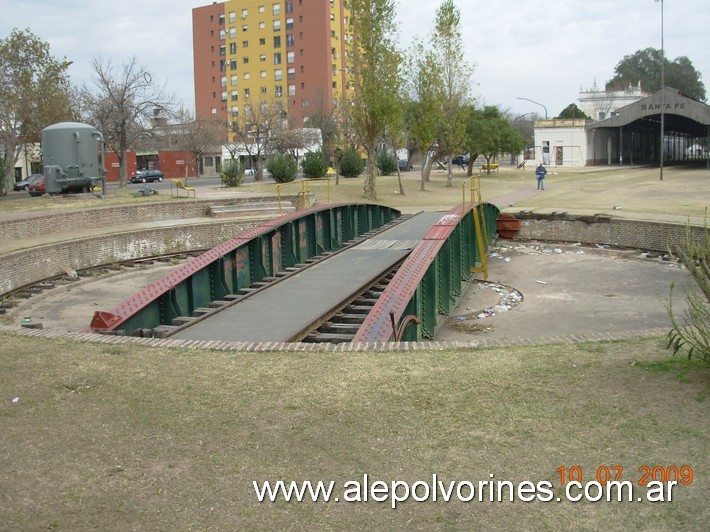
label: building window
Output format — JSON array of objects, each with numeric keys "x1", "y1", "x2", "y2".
[
  {"x1": 219, "y1": 29, "x2": 226, "y2": 40},
  {"x1": 229, "y1": 27, "x2": 237, "y2": 39},
  {"x1": 219, "y1": 45, "x2": 226, "y2": 56},
  {"x1": 286, "y1": 18, "x2": 294, "y2": 30},
  {"x1": 242, "y1": 24, "x2": 248, "y2": 32},
  {"x1": 219, "y1": 60, "x2": 226, "y2": 71},
  {"x1": 229, "y1": 11, "x2": 236, "y2": 23},
  {"x1": 259, "y1": 5, "x2": 265, "y2": 13},
  {"x1": 229, "y1": 42, "x2": 236, "y2": 54},
  {"x1": 288, "y1": 84, "x2": 295, "y2": 96},
  {"x1": 261, "y1": 87, "x2": 267, "y2": 95},
  {"x1": 330, "y1": 13, "x2": 334, "y2": 20},
  {"x1": 274, "y1": 52, "x2": 282, "y2": 64},
  {"x1": 259, "y1": 38, "x2": 266, "y2": 45},
  {"x1": 302, "y1": 99, "x2": 309, "y2": 107},
  {"x1": 231, "y1": 90, "x2": 238, "y2": 101},
  {"x1": 286, "y1": 34, "x2": 294, "y2": 46},
  {"x1": 287, "y1": 51, "x2": 295, "y2": 63},
  {"x1": 287, "y1": 67, "x2": 295, "y2": 80},
  {"x1": 243, "y1": 56, "x2": 249, "y2": 64},
  {"x1": 219, "y1": 14, "x2": 225, "y2": 25},
  {"x1": 275, "y1": 85, "x2": 283, "y2": 97},
  {"x1": 242, "y1": 8, "x2": 248, "y2": 18},
  {"x1": 273, "y1": 20, "x2": 281, "y2": 31},
  {"x1": 260, "y1": 54, "x2": 267, "y2": 62},
  {"x1": 259, "y1": 21, "x2": 265, "y2": 29},
  {"x1": 274, "y1": 69, "x2": 282, "y2": 80},
  {"x1": 273, "y1": 36, "x2": 281, "y2": 48},
  {"x1": 244, "y1": 72, "x2": 250, "y2": 79},
  {"x1": 242, "y1": 41, "x2": 249, "y2": 47},
  {"x1": 273, "y1": 3, "x2": 281, "y2": 15},
  {"x1": 221, "y1": 91, "x2": 227, "y2": 102},
  {"x1": 230, "y1": 59, "x2": 237, "y2": 70},
  {"x1": 286, "y1": 1, "x2": 293, "y2": 13},
  {"x1": 230, "y1": 74, "x2": 237, "y2": 85},
  {"x1": 211, "y1": 107, "x2": 217, "y2": 114},
  {"x1": 244, "y1": 88, "x2": 250, "y2": 98},
  {"x1": 221, "y1": 76, "x2": 227, "y2": 87},
  {"x1": 261, "y1": 70, "x2": 267, "y2": 78}
]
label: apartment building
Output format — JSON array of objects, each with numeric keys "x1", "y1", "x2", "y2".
[{"x1": 192, "y1": 0, "x2": 348, "y2": 141}]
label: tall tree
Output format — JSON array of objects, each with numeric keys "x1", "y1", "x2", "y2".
[
  {"x1": 0, "y1": 28, "x2": 74, "y2": 195},
  {"x1": 405, "y1": 38, "x2": 444, "y2": 189},
  {"x1": 606, "y1": 48, "x2": 706, "y2": 102},
  {"x1": 168, "y1": 109, "x2": 224, "y2": 180},
  {"x1": 432, "y1": 0, "x2": 472, "y2": 187},
  {"x1": 82, "y1": 57, "x2": 174, "y2": 187},
  {"x1": 348, "y1": 0, "x2": 403, "y2": 201},
  {"x1": 227, "y1": 96, "x2": 285, "y2": 181}
]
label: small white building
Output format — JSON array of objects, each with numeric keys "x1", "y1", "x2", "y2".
[
  {"x1": 578, "y1": 81, "x2": 648, "y2": 121},
  {"x1": 532, "y1": 118, "x2": 588, "y2": 167}
]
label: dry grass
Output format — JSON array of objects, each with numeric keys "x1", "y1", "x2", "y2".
[{"x1": 0, "y1": 332, "x2": 708, "y2": 529}]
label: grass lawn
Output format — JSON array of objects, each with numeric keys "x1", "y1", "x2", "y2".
[{"x1": 0, "y1": 333, "x2": 708, "y2": 529}]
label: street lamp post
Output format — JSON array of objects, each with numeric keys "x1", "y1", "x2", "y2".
[
  {"x1": 656, "y1": 0, "x2": 665, "y2": 181},
  {"x1": 516, "y1": 97, "x2": 548, "y2": 119}
]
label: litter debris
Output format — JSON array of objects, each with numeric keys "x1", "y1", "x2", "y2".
[
  {"x1": 11, "y1": 397, "x2": 19, "y2": 404},
  {"x1": 536, "y1": 280, "x2": 547, "y2": 284},
  {"x1": 63, "y1": 267, "x2": 78, "y2": 279}
]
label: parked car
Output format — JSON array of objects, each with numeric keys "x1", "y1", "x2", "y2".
[
  {"x1": 398, "y1": 159, "x2": 413, "y2": 172},
  {"x1": 13, "y1": 174, "x2": 42, "y2": 191},
  {"x1": 27, "y1": 175, "x2": 45, "y2": 197},
  {"x1": 129, "y1": 169, "x2": 165, "y2": 183},
  {"x1": 452, "y1": 155, "x2": 469, "y2": 166},
  {"x1": 244, "y1": 168, "x2": 255, "y2": 177}
]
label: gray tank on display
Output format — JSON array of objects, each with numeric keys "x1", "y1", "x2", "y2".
[{"x1": 42, "y1": 122, "x2": 106, "y2": 195}]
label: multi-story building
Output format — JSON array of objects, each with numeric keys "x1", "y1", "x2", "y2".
[{"x1": 192, "y1": 0, "x2": 349, "y2": 142}]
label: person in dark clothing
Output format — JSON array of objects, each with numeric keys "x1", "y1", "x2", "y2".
[{"x1": 535, "y1": 162, "x2": 547, "y2": 190}]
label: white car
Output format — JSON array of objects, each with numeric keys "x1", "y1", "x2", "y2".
[{"x1": 245, "y1": 168, "x2": 255, "y2": 177}]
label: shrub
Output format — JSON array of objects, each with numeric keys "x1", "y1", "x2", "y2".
[
  {"x1": 301, "y1": 150, "x2": 329, "y2": 179},
  {"x1": 266, "y1": 154, "x2": 298, "y2": 183},
  {"x1": 339, "y1": 148, "x2": 365, "y2": 178},
  {"x1": 221, "y1": 160, "x2": 244, "y2": 187},
  {"x1": 377, "y1": 150, "x2": 398, "y2": 176},
  {"x1": 665, "y1": 219, "x2": 709, "y2": 364}
]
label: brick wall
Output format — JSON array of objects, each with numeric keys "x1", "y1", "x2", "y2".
[
  {"x1": 1, "y1": 221, "x2": 256, "y2": 296},
  {"x1": 0, "y1": 196, "x2": 296, "y2": 242}
]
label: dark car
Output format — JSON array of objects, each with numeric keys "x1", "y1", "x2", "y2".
[
  {"x1": 13, "y1": 174, "x2": 42, "y2": 191},
  {"x1": 130, "y1": 169, "x2": 165, "y2": 183},
  {"x1": 398, "y1": 159, "x2": 413, "y2": 172},
  {"x1": 28, "y1": 175, "x2": 45, "y2": 197},
  {"x1": 452, "y1": 155, "x2": 469, "y2": 166}
]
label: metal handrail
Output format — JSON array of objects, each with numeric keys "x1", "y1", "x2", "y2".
[{"x1": 276, "y1": 177, "x2": 332, "y2": 215}]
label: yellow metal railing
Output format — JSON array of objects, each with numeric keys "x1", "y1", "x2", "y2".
[
  {"x1": 275, "y1": 177, "x2": 332, "y2": 215},
  {"x1": 462, "y1": 173, "x2": 489, "y2": 280}
]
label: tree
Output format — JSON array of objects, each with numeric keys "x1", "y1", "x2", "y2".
[
  {"x1": 431, "y1": 0, "x2": 472, "y2": 187},
  {"x1": 82, "y1": 57, "x2": 174, "y2": 187},
  {"x1": 466, "y1": 106, "x2": 524, "y2": 174},
  {"x1": 0, "y1": 28, "x2": 74, "y2": 195},
  {"x1": 271, "y1": 127, "x2": 320, "y2": 163},
  {"x1": 556, "y1": 103, "x2": 590, "y2": 120},
  {"x1": 168, "y1": 109, "x2": 224, "y2": 180},
  {"x1": 227, "y1": 97, "x2": 285, "y2": 181},
  {"x1": 405, "y1": 39, "x2": 444, "y2": 189},
  {"x1": 348, "y1": 0, "x2": 403, "y2": 201},
  {"x1": 304, "y1": 88, "x2": 341, "y2": 166},
  {"x1": 606, "y1": 48, "x2": 706, "y2": 102}
]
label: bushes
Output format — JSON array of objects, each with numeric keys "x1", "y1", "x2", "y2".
[
  {"x1": 376, "y1": 150, "x2": 398, "y2": 176},
  {"x1": 301, "y1": 150, "x2": 329, "y2": 179},
  {"x1": 220, "y1": 160, "x2": 244, "y2": 187},
  {"x1": 267, "y1": 154, "x2": 298, "y2": 183},
  {"x1": 339, "y1": 148, "x2": 365, "y2": 178}
]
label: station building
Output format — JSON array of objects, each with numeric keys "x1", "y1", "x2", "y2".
[{"x1": 533, "y1": 88, "x2": 710, "y2": 168}]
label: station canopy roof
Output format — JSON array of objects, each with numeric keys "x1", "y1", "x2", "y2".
[{"x1": 586, "y1": 87, "x2": 710, "y2": 137}]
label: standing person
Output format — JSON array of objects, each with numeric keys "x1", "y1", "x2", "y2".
[{"x1": 535, "y1": 162, "x2": 547, "y2": 190}]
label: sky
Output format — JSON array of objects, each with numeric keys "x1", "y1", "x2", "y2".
[{"x1": 2, "y1": 0, "x2": 708, "y2": 120}]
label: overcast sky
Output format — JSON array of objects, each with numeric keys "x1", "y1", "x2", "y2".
[{"x1": 2, "y1": 0, "x2": 708, "y2": 119}]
